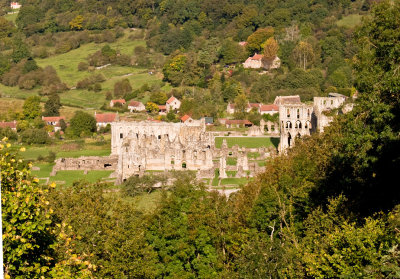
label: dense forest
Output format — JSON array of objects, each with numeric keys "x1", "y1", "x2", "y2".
[{"x1": 1, "y1": 0, "x2": 400, "y2": 278}]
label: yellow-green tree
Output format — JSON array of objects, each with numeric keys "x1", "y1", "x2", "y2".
[
  {"x1": 0, "y1": 139, "x2": 92, "y2": 278},
  {"x1": 263, "y1": 37, "x2": 279, "y2": 60},
  {"x1": 69, "y1": 15, "x2": 84, "y2": 30},
  {"x1": 292, "y1": 41, "x2": 314, "y2": 70}
]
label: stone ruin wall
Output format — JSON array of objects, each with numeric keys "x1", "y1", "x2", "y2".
[
  {"x1": 279, "y1": 95, "x2": 350, "y2": 152},
  {"x1": 279, "y1": 104, "x2": 314, "y2": 152},
  {"x1": 51, "y1": 120, "x2": 280, "y2": 184},
  {"x1": 51, "y1": 156, "x2": 118, "y2": 176},
  {"x1": 112, "y1": 121, "x2": 215, "y2": 184}
]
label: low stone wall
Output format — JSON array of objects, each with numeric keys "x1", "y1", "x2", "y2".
[{"x1": 51, "y1": 155, "x2": 118, "y2": 176}]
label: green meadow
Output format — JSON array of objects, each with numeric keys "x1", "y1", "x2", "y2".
[{"x1": 215, "y1": 137, "x2": 280, "y2": 148}]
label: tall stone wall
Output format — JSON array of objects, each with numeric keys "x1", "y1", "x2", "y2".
[
  {"x1": 279, "y1": 104, "x2": 313, "y2": 152},
  {"x1": 112, "y1": 121, "x2": 214, "y2": 184}
]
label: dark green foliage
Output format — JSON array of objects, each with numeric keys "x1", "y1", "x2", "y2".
[
  {"x1": 69, "y1": 111, "x2": 96, "y2": 137},
  {"x1": 43, "y1": 93, "x2": 61, "y2": 117},
  {"x1": 20, "y1": 128, "x2": 50, "y2": 144},
  {"x1": 113, "y1": 78, "x2": 132, "y2": 98}
]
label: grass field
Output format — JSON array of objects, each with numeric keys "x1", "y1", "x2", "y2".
[
  {"x1": 4, "y1": 12, "x2": 18, "y2": 23},
  {"x1": 30, "y1": 162, "x2": 113, "y2": 187},
  {"x1": 337, "y1": 14, "x2": 363, "y2": 28},
  {"x1": 215, "y1": 137, "x2": 279, "y2": 148},
  {"x1": 220, "y1": 178, "x2": 249, "y2": 186},
  {"x1": 20, "y1": 141, "x2": 110, "y2": 161}
]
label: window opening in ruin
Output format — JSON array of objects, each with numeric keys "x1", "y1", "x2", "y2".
[
  {"x1": 324, "y1": 100, "x2": 326, "y2": 105},
  {"x1": 331, "y1": 100, "x2": 333, "y2": 105},
  {"x1": 229, "y1": 152, "x2": 233, "y2": 156},
  {"x1": 120, "y1": 133, "x2": 123, "y2": 139},
  {"x1": 104, "y1": 163, "x2": 112, "y2": 168},
  {"x1": 207, "y1": 145, "x2": 210, "y2": 149},
  {"x1": 171, "y1": 160, "x2": 175, "y2": 165},
  {"x1": 297, "y1": 109, "x2": 300, "y2": 118},
  {"x1": 288, "y1": 133, "x2": 292, "y2": 147},
  {"x1": 307, "y1": 109, "x2": 310, "y2": 117},
  {"x1": 158, "y1": 135, "x2": 161, "y2": 139},
  {"x1": 287, "y1": 108, "x2": 290, "y2": 117},
  {"x1": 295, "y1": 121, "x2": 302, "y2": 129},
  {"x1": 296, "y1": 133, "x2": 301, "y2": 139},
  {"x1": 136, "y1": 133, "x2": 138, "y2": 139},
  {"x1": 264, "y1": 125, "x2": 269, "y2": 132},
  {"x1": 271, "y1": 125, "x2": 275, "y2": 131},
  {"x1": 182, "y1": 162, "x2": 187, "y2": 168}
]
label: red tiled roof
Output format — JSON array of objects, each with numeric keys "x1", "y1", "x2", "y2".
[
  {"x1": 249, "y1": 103, "x2": 261, "y2": 108},
  {"x1": 42, "y1": 116, "x2": 66, "y2": 122},
  {"x1": 0, "y1": 121, "x2": 17, "y2": 129},
  {"x1": 158, "y1": 105, "x2": 166, "y2": 110},
  {"x1": 166, "y1": 96, "x2": 176, "y2": 104},
  {"x1": 111, "y1": 99, "x2": 126, "y2": 104},
  {"x1": 95, "y1": 113, "x2": 116, "y2": 123},
  {"x1": 260, "y1": 104, "x2": 279, "y2": 112},
  {"x1": 181, "y1": 115, "x2": 191, "y2": 122},
  {"x1": 225, "y1": 119, "x2": 253, "y2": 125},
  {"x1": 128, "y1": 100, "x2": 143, "y2": 107},
  {"x1": 251, "y1": 54, "x2": 263, "y2": 60}
]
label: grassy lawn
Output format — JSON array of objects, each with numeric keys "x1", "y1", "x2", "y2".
[
  {"x1": 220, "y1": 177, "x2": 249, "y2": 186},
  {"x1": 49, "y1": 170, "x2": 113, "y2": 187},
  {"x1": 30, "y1": 162, "x2": 113, "y2": 187},
  {"x1": 226, "y1": 157, "x2": 237, "y2": 166},
  {"x1": 226, "y1": 171, "x2": 237, "y2": 177},
  {"x1": 215, "y1": 137, "x2": 279, "y2": 148},
  {"x1": 3, "y1": 12, "x2": 18, "y2": 23},
  {"x1": 337, "y1": 14, "x2": 363, "y2": 28},
  {"x1": 21, "y1": 142, "x2": 110, "y2": 161}
]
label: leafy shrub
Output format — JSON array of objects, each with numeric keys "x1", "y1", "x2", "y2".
[{"x1": 20, "y1": 128, "x2": 50, "y2": 144}]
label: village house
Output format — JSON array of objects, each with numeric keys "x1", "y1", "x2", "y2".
[
  {"x1": 166, "y1": 96, "x2": 181, "y2": 112},
  {"x1": 128, "y1": 100, "x2": 145, "y2": 112},
  {"x1": 180, "y1": 114, "x2": 193, "y2": 124},
  {"x1": 158, "y1": 105, "x2": 167, "y2": 115},
  {"x1": 109, "y1": 99, "x2": 126, "y2": 107},
  {"x1": 10, "y1": 2, "x2": 21, "y2": 9},
  {"x1": 95, "y1": 112, "x2": 118, "y2": 129},
  {"x1": 0, "y1": 121, "x2": 17, "y2": 131},
  {"x1": 42, "y1": 116, "x2": 66, "y2": 132},
  {"x1": 260, "y1": 104, "x2": 279, "y2": 115},
  {"x1": 243, "y1": 53, "x2": 281, "y2": 70}
]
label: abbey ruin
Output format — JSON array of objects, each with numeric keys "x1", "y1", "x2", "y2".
[
  {"x1": 50, "y1": 94, "x2": 351, "y2": 184},
  {"x1": 279, "y1": 93, "x2": 350, "y2": 152}
]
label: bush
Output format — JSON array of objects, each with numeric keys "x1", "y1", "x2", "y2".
[
  {"x1": 46, "y1": 151, "x2": 56, "y2": 163},
  {"x1": 20, "y1": 128, "x2": 50, "y2": 144},
  {"x1": 114, "y1": 79, "x2": 132, "y2": 98},
  {"x1": 69, "y1": 111, "x2": 97, "y2": 137},
  {"x1": 78, "y1": 62, "x2": 89, "y2": 71}
]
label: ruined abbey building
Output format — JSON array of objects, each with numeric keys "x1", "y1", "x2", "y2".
[
  {"x1": 111, "y1": 120, "x2": 214, "y2": 184},
  {"x1": 279, "y1": 93, "x2": 351, "y2": 152}
]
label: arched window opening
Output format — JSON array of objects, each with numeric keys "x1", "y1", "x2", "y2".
[
  {"x1": 158, "y1": 135, "x2": 161, "y2": 139},
  {"x1": 307, "y1": 109, "x2": 310, "y2": 117},
  {"x1": 295, "y1": 121, "x2": 302, "y2": 129},
  {"x1": 297, "y1": 109, "x2": 300, "y2": 119},
  {"x1": 182, "y1": 162, "x2": 187, "y2": 169},
  {"x1": 287, "y1": 108, "x2": 290, "y2": 117},
  {"x1": 288, "y1": 133, "x2": 292, "y2": 147}
]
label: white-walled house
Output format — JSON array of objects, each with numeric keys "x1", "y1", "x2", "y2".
[
  {"x1": 10, "y1": 2, "x2": 21, "y2": 9},
  {"x1": 166, "y1": 96, "x2": 181, "y2": 112},
  {"x1": 110, "y1": 99, "x2": 126, "y2": 107},
  {"x1": 128, "y1": 100, "x2": 145, "y2": 112}
]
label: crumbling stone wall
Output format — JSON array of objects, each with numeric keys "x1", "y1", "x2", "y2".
[
  {"x1": 112, "y1": 120, "x2": 214, "y2": 184},
  {"x1": 51, "y1": 155, "x2": 118, "y2": 176}
]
